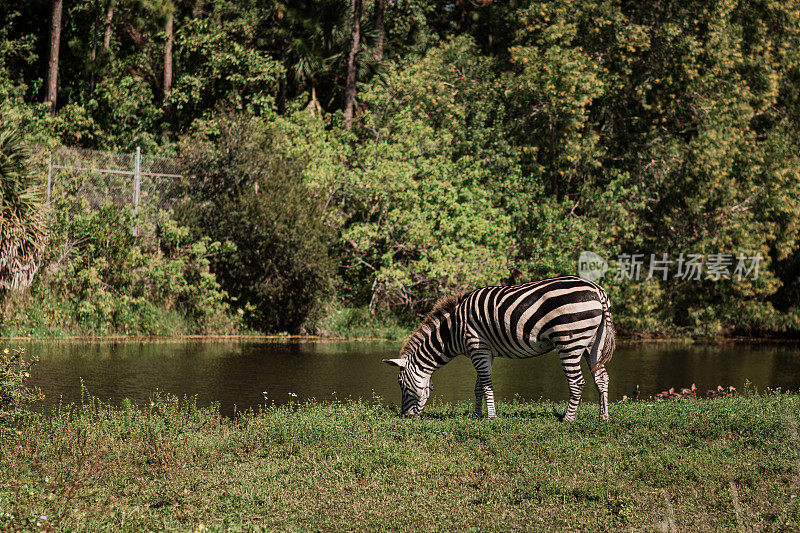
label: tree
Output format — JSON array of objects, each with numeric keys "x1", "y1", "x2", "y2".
[
  {"x1": 103, "y1": 1, "x2": 114, "y2": 50},
  {"x1": 178, "y1": 113, "x2": 335, "y2": 333},
  {"x1": 273, "y1": 0, "x2": 351, "y2": 113},
  {"x1": 163, "y1": 2, "x2": 174, "y2": 100},
  {"x1": 169, "y1": 15, "x2": 283, "y2": 128},
  {"x1": 373, "y1": 0, "x2": 384, "y2": 62},
  {"x1": 46, "y1": 0, "x2": 63, "y2": 116},
  {"x1": 90, "y1": 0, "x2": 99, "y2": 92},
  {"x1": 343, "y1": 0, "x2": 361, "y2": 129}
]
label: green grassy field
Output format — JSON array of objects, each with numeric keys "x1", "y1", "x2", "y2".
[{"x1": 2, "y1": 394, "x2": 799, "y2": 531}]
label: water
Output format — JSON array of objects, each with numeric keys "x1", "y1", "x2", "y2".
[{"x1": 11, "y1": 339, "x2": 800, "y2": 416}]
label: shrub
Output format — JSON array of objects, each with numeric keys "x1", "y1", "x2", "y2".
[
  {"x1": 178, "y1": 112, "x2": 335, "y2": 333},
  {"x1": 2, "y1": 194, "x2": 240, "y2": 336},
  {"x1": 0, "y1": 346, "x2": 42, "y2": 433}
]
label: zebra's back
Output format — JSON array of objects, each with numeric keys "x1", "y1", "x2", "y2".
[{"x1": 457, "y1": 276, "x2": 606, "y2": 359}]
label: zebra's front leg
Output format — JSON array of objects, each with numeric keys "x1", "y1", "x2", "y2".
[
  {"x1": 560, "y1": 351, "x2": 585, "y2": 422},
  {"x1": 593, "y1": 366, "x2": 610, "y2": 422}
]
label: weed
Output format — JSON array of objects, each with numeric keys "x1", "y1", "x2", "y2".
[{"x1": 2, "y1": 393, "x2": 800, "y2": 530}]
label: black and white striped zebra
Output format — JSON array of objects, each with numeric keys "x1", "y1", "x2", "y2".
[{"x1": 383, "y1": 276, "x2": 616, "y2": 421}]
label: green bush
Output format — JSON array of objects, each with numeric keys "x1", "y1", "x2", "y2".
[
  {"x1": 179, "y1": 112, "x2": 335, "y2": 334},
  {"x1": 1, "y1": 195, "x2": 240, "y2": 336}
]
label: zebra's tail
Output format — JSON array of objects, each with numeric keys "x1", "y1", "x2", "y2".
[{"x1": 591, "y1": 288, "x2": 616, "y2": 374}]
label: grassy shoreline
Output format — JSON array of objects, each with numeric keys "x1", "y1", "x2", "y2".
[
  {"x1": 3, "y1": 334, "x2": 799, "y2": 347},
  {"x1": 2, "y1": 394, "x2": 799, "y2": 531}
]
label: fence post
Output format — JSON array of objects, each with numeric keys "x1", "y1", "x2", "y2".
[
  {"x1": 133, "y1": 146, "x2": 141, "y2": 236},
  {"x1": 46, "y1": 154, "x2": 53, "y2": 202}
]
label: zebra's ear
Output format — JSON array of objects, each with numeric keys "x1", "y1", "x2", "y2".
[{"x1": 382, "y1": 358, "x2": 408, "y2": 368}]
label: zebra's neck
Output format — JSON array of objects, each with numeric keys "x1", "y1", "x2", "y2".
[{"x1": 403, "y1": 308, "x2": 459, "y2": 375}]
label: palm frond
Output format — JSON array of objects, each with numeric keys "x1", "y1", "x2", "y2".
[{"x1": 0, "y1": 122, "x2": 48, "y2": 293}]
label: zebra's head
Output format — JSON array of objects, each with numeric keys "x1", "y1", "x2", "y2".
[{"x1": 382, "y1": 358, "x2": 433, "y2": 417}]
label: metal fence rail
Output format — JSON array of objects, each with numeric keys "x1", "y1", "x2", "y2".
[{"x1": 42, "y1": 145, "x2": 184, "y2": 237}]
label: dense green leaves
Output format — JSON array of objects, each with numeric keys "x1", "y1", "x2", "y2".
[
  {"x1": 1, "y1": 0, "x2": 800, "y2": 335},
  {"x1": 179, "y1": 113, "x2": 335, "y2": 333}
]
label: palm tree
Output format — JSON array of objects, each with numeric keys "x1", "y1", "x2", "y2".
[
  {"x1": 278, "y1": 0, "x2": 350, "y2": 112},
  {"x1": 274, "y1": 0, "x2": 381, "y2": 116},
  {"x1": 0, "y1": 124, "x2": 48, "y2": 297}
]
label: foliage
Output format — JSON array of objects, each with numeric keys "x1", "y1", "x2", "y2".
[
  {"x1": 0, "y1": 346, "x2": 42, "y2": 434},
  {"x1": 0, "y1": 122, "x2": 48, "y2": 295},
  {"x1": 2, "y1": 195, "x2": 239, "y2": 336},
  {"x1": 178, "y1": 113, "x2": 335, "y2": 333},
  {"x1": 1, "y1": 392, "x2": 800, "y2": 529},
  {"x1": 169, "y1": 14, "x2": 283, "y2": 130},
  {"x1": 1, "y1": 0, "x2": 800, "y2": 336},
  {"x1": 316, "y1": 303, "x2": 410, "y2": 340}
]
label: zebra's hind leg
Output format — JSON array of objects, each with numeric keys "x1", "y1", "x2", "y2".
[
  {"x1": 474, "y1": 375, "x2": 484, "y2": 417},
  {"x1": 558, "y1": 348, "x2": 586, "y2": 422},
  {"x1": 592, "y1": 365, "x2": 610, "y2": 421}
]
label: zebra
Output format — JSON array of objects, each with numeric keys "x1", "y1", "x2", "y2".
[{"x1": 383, "y1": 276, "x2": 615, "y2": 421}]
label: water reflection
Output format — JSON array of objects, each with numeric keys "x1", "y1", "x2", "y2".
[{"x1": 10, "y1": 339, "x2": 800, "y2": 416}]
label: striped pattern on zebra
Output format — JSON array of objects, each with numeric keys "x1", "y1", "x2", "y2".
[{"x1": 383, "y1": 276, "x2": 616, "y2": 421}]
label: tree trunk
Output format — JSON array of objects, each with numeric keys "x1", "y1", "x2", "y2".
[
  {"x1": 90, "y1": 0, "x2": 99, "y2": 92},
  {"x1": 343, "y1": 0, "x2": 362, "y2": 130},
  {"x1": 46, "y1": 0, "x2": 63, "y2": 116},
  {"x1": 277, "y1": 47, "x2": 287, "y2": 115},
  {"x1": 374, "y1": 0, "x2": 384, "y2": 62},
  {"x1": 306, "y1": 86, "x2": 322, "y2": 116},
  {"x1": 486, "y1": 0, "x2": 493, "y2": 48},
  {"x1": 103, "y1": 5, "x2": 114, "y2": 50},
  {"x1": 456, "y1": 0, "x2": 466, "y2": 31},
  {"x1": 163, "y1": 12, "x2": 174, "y2": 99}
]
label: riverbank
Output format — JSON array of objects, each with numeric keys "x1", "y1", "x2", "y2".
[
  {"x1": 3, "y1": 333, "x2": 799, "y2": 346},
  {"x1": 3, "y1": 293, "x2": 798, "y2": 343},
  {"x1": 0, "y1": 298, "x2": 412, "y2": 340},
  {"x1": 3, "y1": 394, "x2": 799, "y2": 531}
]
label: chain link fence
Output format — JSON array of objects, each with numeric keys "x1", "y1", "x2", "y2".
[{"x1": 42, "y1": 146, "x2": 184, "y2": 237}]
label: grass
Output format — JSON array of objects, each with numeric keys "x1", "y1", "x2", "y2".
[
  {"x1": 0, "y1": 292, "x2": 214, "y2": 338},
  {"x1": 315, "y1": 305, "x2": 412, "y2": 340},
  {"x1": 1, "y1": 297, "x2": 413, "y2": 340},
  {"x1": 2, "y1": 393, "x2": 800, "y2": 531}
]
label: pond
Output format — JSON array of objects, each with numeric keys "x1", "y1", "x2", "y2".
[{"x1": 12, "y1": 339, "x2": 800, "y2": 416}]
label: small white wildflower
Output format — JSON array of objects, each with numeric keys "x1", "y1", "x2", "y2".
[{"x1": 289, "y1": 392, "x2": 298, "y2": 397}]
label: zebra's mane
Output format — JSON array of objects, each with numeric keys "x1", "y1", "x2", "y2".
[{"x1": 400, "y1": 292, "x2": 466, "y2": 359}]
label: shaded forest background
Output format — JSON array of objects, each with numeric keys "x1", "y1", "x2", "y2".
[{"x1": 1, "y1": 0, "x2": 800, "y2": 337}]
